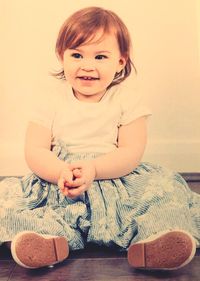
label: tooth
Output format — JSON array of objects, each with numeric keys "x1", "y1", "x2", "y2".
[{"x1": 81, "y1": 76, "x2": 95, "y2": 80}]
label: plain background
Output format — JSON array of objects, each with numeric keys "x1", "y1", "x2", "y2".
[{"x1": 0, "y1": 0, "x2": 200, "y2": 175}]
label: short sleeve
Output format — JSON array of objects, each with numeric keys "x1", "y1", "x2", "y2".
[
  {"x1": 119, "y1": 78, "x2": 152, "y2": 126},
  {"x1": 29, "y1": 89, "x2": 57, "y2": 130}
]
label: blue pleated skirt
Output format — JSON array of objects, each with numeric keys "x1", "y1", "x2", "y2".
[{"x1": 0, "y1": 141, "x2": 200, "y2": 251}]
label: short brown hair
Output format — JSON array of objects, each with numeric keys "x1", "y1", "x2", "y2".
[{"x1": 53, "y1": 7, "x2": 136, "y2": 88}]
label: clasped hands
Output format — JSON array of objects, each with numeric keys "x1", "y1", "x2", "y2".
[{"x1": 58, "y1": 160, "x2": 96, "y2": 198}]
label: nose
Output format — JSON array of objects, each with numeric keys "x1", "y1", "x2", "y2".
[
  {"x1": 80, "y1": 59, "x2": 96, "y2": 71},
  {"x1": 80, "y1": 66, "x2": 96, "y2": 71}
]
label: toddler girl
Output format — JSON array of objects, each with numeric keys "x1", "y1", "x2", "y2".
[{"x1": 0, "y1": 6, "x2": 200, "y2": 270}]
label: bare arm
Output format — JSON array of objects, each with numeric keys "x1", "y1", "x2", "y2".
[
  {"x1": 25, "y1": 122, "x2": 69, "y2": 184},
  {"x1": 93, "y1": 116, "x2": 148, "y2": 180}
]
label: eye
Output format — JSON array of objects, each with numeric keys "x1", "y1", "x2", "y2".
[
  {"x1": 95, "y1": 55, "x2": 108, "y2": 60},
  {"x1": 71, "y1": 53, "x2": 82, "y2": 59}
]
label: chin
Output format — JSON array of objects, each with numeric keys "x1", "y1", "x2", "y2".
[{"x1": 76, "y1": 87, "x2": 101, "y2": 96}]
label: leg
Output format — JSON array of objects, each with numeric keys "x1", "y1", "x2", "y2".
[
  {"x1": 123, "y1": 163, "x2": 200, "y2": 270},
  {"x1": 0, "y1": 186, "x2": 87, "y2": 269}
]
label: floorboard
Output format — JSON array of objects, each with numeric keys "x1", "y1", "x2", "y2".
[
  {"x1": 0, "y1": 177, "x2": 199, "y2": 280},
  {"x1": 5, "y1": 256, "x2": 200, "y2": 281}
]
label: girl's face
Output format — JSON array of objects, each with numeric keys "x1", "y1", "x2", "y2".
[{"x1": 62, "y1": 31, "x2": 126, "y2": 102}]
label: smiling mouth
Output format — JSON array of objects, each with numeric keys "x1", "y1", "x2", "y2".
[{"x1": 77, "y1": 76, "x2": 99, "y2": 80}]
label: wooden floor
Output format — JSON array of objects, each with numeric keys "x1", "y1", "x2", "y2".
[{"x1": 0, "y1": 177, "x2": 199, "y2": 281}]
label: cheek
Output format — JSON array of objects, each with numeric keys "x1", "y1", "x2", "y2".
[
  {"x1": 99, "y1": 72, "x2": 116, "y2": 87},
  {"x1": 102, "y1": 65, "x2": 117, "y2": 80},
  {"x1": 63, "y1": 64, "x2": 76, "y2": 78}
]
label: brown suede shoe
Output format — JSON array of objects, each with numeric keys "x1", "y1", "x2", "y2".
[
  {"x1": 11, "y1": 231, "x2": 69, "y2": 269},
  {"x1": 128, "y1": 230, "x2": 196, "y2": 270}
]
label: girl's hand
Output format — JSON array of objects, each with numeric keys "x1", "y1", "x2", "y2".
[
  {"x1": 66, "y1": 160, "x2": 96, "y2": 198},
  {"x1": 57, "y1": 166, "x2": 77, "y2": 196}
]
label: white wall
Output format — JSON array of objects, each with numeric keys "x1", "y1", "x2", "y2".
[{"x1": 0, "y1": 0, "x2": 200, "y2": 175}]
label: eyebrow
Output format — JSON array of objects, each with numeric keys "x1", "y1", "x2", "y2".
[
  {"x1": 95, "y1": 51, "x2": 111, "y2": 54},
  {"x1": 70, "y1": 48, "x2": 111, "y2": 54}
]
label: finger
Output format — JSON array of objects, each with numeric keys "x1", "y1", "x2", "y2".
[
  {"x1": 63, "y1": 171, "x2": 74, "y2": 186},
  {"x1": 65, "y1": 177, "x2": 73, "y2": 186},
  {"x1": 64, "y1": 180, "x2": 74, "y2": 188},
  {"x1": 73, "y1": 168, "x2": 82, "y2": 178},
  {"x1": 60, "y1": 188, "x2": 69, "y2": 197},
  {"x1": 69, "y1": 162, "x2": 83, "y2": 170},
  {"x1": 70, "y1": 178, "x2": 85, "y2": 188},
  {"x1": 58, "y1": 178, "x2": 65, "y2": 190},
  {"x1": 67, "y1": 184, "x2": 87, "y2": 197},
  {"x1": 59, "y1": 182, "x2": 69, "y2": 194},
  {"x1": 58, "y1": 171, "x2": 73, "y2": 190}
]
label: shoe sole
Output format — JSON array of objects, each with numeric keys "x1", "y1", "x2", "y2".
[
  {"x1": 127, "y1": 230, "x2": 196, "y2": 270},
  {"x1": 11, "y1": 231, "x2": 69, "y2": 269}
]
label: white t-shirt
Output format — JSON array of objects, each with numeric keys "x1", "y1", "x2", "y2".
[{"x1": 31, "y1": 79, "x2": 151, "y2": 154}]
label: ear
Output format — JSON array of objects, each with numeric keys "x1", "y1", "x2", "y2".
[{"x1": 117, "y1": 56, "x2": 126, "y2": 73}]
